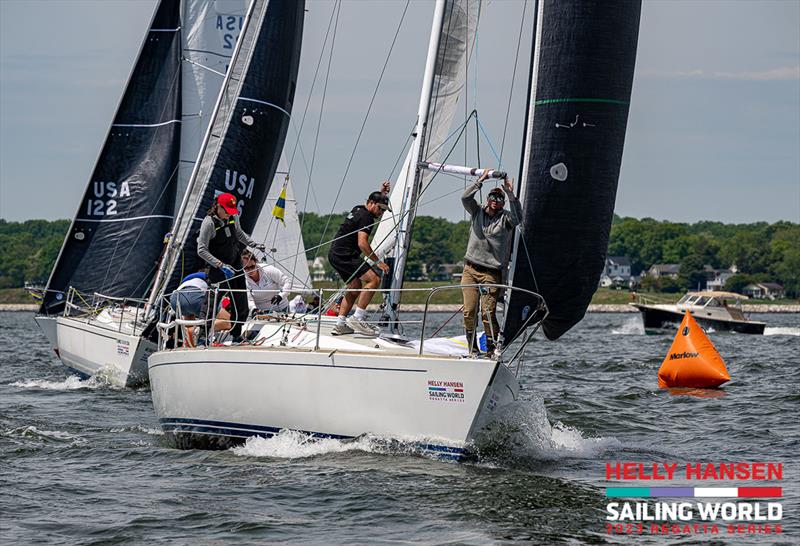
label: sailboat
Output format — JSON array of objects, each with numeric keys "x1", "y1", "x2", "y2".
[
  {"x1": 148, "y1": 0, "x2": 641, "y2": 459},
  {"x1": 35, "y1": 0, "x2": 304, "y2": 387},
  {"x1": 34, "y1": 0, "x2": 183, "y2": 379}
]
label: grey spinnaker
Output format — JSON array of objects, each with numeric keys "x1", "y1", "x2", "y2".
[
  {"x1": 40, "y1": 0, "x2": 182, "y2": 314},
  {"x1": 504, "y1": 0, "x2": 642, "y2": 341},
  {"x1": 156, "y1": 0, "x2": 304, "y2": 295}
]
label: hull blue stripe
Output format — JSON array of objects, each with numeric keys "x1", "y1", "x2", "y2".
[{"x1": 158, "y1": 417, "x2": 466, "y2": 458}]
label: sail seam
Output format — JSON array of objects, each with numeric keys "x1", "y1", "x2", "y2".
[
  {"x1": 534, "y1": 98, "x2": 629, "y2": 106},
  {"x1": 151, "y1": 28, "x2": 181, "y2": 32},
  {"x1": 112, "y1": 120, "x2": 182, "y2": 128},
  {"x1": 79, "y1": 214, "x2": 174, "y2": 223}
]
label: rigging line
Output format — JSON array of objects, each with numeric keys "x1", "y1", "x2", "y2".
[
  {"x1": 498, "y1": 0, "x2": 528, "y2": 166},
  {"x1": 476, "y1": 116, "x2": 502, "y2": 164},
  {"x1": 315, "y1": 0, "x2": 411, "y2": 259},
  {"x1": 182, "y1": 56, "x2": 226, "y2": 77},
  {"x1": 287, "y1": 0, "x2": 338, "y2": 171},
  {"x1": 297, "y1": 0, "x2": 342, "y2": 267}
]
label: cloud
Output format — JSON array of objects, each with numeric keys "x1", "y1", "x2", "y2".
[{"x1": 640, "y1": 66, "x2": 800, "y2": 81}]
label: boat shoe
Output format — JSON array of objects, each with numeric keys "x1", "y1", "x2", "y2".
[
  {"x1": 346, "y1": 317, "x2": 380, "y2": 336},
  {"x1": 331, "y1": 322, "x2": 355, "y2": 336}
]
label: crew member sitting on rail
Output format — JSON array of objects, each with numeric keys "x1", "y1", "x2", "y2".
[
  {"x1": 327, "y1": 181, "x2": 391, "y2": 336},
  {"x1": 241, "y1": 249, "x2": 291, "y2": 313}
]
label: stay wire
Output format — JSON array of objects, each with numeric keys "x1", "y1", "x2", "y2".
[{"x1": 315, "y1": 0, "x2": 411, "y2": 259}]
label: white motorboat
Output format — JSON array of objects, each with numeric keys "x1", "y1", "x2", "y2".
[{"x1": 631, "y1": 291, "x2": 766, "y2": 335}]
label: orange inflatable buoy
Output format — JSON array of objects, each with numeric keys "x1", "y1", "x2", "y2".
[{"x1": 657, "y1": 311, "x2": 730, "y2": 389}]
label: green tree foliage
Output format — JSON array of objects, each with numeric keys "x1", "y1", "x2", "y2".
[
  {"x1": 0, "y1": 219, "x2": 70, "y2": 288},
  {"x1": 0, "y1": 215, "x2": 797, "y2": 298}
]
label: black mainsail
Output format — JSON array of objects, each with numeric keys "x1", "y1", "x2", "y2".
[
  {"x1": 40, "y1": 0, "x2": 182, "y2": 314},
  {"x1": 504, "y1": 0, "x2": 642, "y2": 341},
  {"x1": 151, "y1": 0, "x2": 304, "y2": 297}
]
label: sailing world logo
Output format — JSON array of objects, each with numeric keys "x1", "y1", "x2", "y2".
[
  {"x1": 428, "y1": 380, "x2": 465, "y2": 402},
  {"x1": 603, "y1": 461, "x2": 784, "y2": 538}
]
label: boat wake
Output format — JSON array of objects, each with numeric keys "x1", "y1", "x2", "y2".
[
  {"x1": 231, "y1": 430, "x2": 377, "y2": 459},
  {"x1": 471, "y1": 396, "x2": 622, "y2": 465},
  {"x1": 764, "y1": 326, "x2": 800, "y2": 336},
  {"x1": 611, "y1": 317, "x2": 644, "y2": 335},
  {"x1": 9, "y1": 373, "x2": 120, "y2": 391}
]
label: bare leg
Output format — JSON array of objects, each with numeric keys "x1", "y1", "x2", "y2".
[
  {"x1": 356, "y1": 269, "x2": 381, "y2": 310},
  {"x1": 339, "y1": 278, "x2": 362, "y2": 317}
]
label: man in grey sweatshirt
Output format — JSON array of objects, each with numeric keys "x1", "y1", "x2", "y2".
[{"x1": 461, "y1": 171, "x2": 522, "y2": 356}]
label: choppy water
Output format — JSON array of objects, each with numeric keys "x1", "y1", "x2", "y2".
[{"x1": 1, "y1": 311, "x2": 798, "y2": 544}]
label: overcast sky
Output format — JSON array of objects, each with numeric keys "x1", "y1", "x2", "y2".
[{"x1": 1, "y1": 0, "x2": 798, "y2": 224}]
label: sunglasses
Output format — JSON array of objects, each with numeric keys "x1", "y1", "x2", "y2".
[{"x1": 488, "y1": 194, "x2": 505, "y2": 203}]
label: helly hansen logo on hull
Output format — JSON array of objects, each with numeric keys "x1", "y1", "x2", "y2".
[
  {"x1": 428, "y1": 380, "x2": 464, "y2": 402},
  {"x1": 669, "y1": 351, "x2": 699, "y2": 360}
]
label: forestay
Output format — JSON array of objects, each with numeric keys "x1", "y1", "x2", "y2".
[
  {"x1": 504, "y1": 0, "x2": 641, "y2": 341},
  {"x1": 154, "y1": 0, "x2": 304, "y2": 296},
  {"x1": 40, "y1": 0, "x2": 182, "y2": 314}
]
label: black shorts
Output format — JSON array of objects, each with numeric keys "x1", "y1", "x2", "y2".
[{"x1": 328, "y1": 252, "x2": 372, "y2": 282}]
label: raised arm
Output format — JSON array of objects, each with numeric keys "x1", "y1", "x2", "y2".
[
  {"x1": 503, "y1": 176, "x2": 523, "y2": 228},
  {"x1": 462, "y1": 171, "x2": 489, "y2": 216}
]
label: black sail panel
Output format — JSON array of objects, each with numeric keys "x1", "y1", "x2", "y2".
[
  {"x1": 163, "y1": 0, "x2": 304, "y2": 289},
  {"x1": 504, "y1": 0, "x2": 641, "y2": 341},
  {"x1": 40, "y1": 0, "x2": 181, "y2": 314}
]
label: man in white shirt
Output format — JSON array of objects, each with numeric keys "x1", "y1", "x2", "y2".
[{"x1": 242, "y1": 250, "x2": 291, "y2": 313}]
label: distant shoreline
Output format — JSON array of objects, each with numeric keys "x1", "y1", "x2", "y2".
[{"x1": 3, "y1": 303, "x2": 798, "y2": 313}]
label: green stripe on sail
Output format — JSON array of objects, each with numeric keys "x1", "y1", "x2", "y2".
[{"x1": 534, "y1": 98, "x2": 629, "y2": 106}]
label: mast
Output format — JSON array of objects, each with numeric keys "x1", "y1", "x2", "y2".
[{"x1": 380, "y1": 0, "x2": 446, "y2": 331}]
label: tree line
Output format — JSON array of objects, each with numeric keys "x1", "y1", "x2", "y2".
[{"x1": 1, "y1": 215, "x2": 797, "y2": 297}]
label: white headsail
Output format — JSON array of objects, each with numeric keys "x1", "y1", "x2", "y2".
[
  {"x1": 250, "y1": 179, "x2": 313, "y2": 292},
  {"x1": 179, "y1": 0, "x2": 249, "y2": 206}
]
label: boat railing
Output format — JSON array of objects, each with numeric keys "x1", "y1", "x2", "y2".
[
  {"x1": 155, "y1": 283, "x2": 547, "y2": 369},
  {"x1": 62, "y1": 287, "x2": 149, "y2": 334}
]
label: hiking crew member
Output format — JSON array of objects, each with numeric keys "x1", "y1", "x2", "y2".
[
  {"x1": 327, "y1": 181, "x2": 391, "y2": 336},
  {"x1": 461, "y1": 171, "x2": 522, "y2": 356},
  {"x1": 197, "y1": 192, "x2": 264, "y2": 340},
  {"x1": 241, "y1": 249, "x2": 291, "y2": 313}
]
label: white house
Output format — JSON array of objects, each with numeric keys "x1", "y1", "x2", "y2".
[{"x1": 599, "y1": 256, "x2": 632, "y2": 287}]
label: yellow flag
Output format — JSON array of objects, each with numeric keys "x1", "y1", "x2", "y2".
[{"x1": 272, "y1": 185, "x2": 287, "y2": 223}]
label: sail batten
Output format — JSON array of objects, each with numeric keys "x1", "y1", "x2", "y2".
[{"x1": 504, "y1": 0, "x2": 642, "y2": 341}]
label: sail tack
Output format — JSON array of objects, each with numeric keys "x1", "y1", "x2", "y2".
[
  {"x1": 504, "y1": 0, "x2": 642, "y2": 341},
  {"x1": 41, "y1": 0, "x2": 182, "y2": 314}
]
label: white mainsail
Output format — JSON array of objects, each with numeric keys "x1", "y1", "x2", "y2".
[
  {"x1": 178, "y1": 0, "x2": 248, "y2": 206},
  {"x1": 373, "y1": 0, "x2": 480, "y2": 264},
  {"x1": 250, "y1": 180, "x2": 313, "y2": 292}
]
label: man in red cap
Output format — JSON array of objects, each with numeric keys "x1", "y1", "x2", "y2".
[{"x1": 196, "y1": 192, "x2": 265, "y2": 341}]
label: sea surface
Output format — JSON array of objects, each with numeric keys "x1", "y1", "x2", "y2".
[{"x1": 1, "y1": 311, "x2": 797, "y2": 545}]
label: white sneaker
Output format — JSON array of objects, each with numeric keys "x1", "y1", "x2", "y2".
[
  {"x1": 331, "y1": 323, "x2": 354, "y2": 336},
  {"x1": 347, "y1": 316, "x2": 379, "y2": 336}
]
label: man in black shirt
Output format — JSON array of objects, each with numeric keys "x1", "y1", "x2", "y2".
[{"x1": 327, "y1": 181, "x2": 391, "y2": 335}]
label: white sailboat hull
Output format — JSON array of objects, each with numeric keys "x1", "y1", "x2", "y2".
[
  {"x1": 33, "y1": 315, "x2": 59, "y2": 356},
  {"x1": 56, "y1": 316, "x2": 155, "y2": 387},
  {"x1": 149, "y1": 347, "x2": 519, "y2": 460}
]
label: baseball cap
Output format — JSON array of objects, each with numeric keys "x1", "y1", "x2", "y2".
[
  {"x1": 368, "y1": 191, "x2": 392, "y2": 212},
  {"x1": 216, "y1": 193, "x2": 239, "y2": 215}
]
